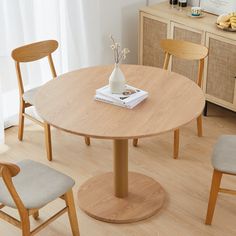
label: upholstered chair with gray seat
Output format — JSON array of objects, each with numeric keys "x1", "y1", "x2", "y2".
[
  {"x1": 205, "y1": 135, "x2": 236, "y2": 225},
  {"x1": 0, "y1": 159, "x2": 80, "y2": 236}
]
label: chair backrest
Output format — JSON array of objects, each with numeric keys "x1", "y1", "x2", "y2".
[
  {"x1": 0, "y1": 162, "x2": 25, "y2": 211},
  {"x1": 0, "y1": 162, "x2": 20, "y2": 178},
  {"x1": 160, "y1": 39, "x2": 208, "y2": 87},
  {"x1": 11, "y1": 40, "x2": 58, "y2": 96}
]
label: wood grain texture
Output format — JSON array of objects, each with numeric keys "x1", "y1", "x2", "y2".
[
  {"x1": 44, "y1": 123, "x2": 52, "y2": 162},
  {"x1": 0, "y1": 162, "x2": 20, "y2": 177},
  {"x1": 140, "y1": 2, "x2": 236, "y2": 42},
  {"x1": 35, "y1": 65, "x2": 204, "y2": 223},
  {"x1": 2, "y1": 103, "x2": 236, "y2": 235},
  {"x1": 78, "y1": 172, "x2": 165, "y2": 223},
  {"x1": 11, "y1": 40, "x2": 59, "y2": 162},
  {"x1": 113, "y1": 140, "x2": 128, "y2": 198},
  {"x1": 159, "y1": 40, "x2": 207, "y2": 158},
  {"x1": 160, "y1": 39, "x2": 208, "y2": 62},
  {"x1": 205, "y1": 169, "x2": 222, "y2": 225},
  {"x1": 64, "y1": 190, "x2": 80, "y2": 236},
  {"x1": 35, "y1": 65, "x2": 205, "y2": 140},
  {"x1": 11, "y1": 40, "x2": 58, "y2": 63},
  {"x1": 173, "y1": 129, "x2": 179, "y2": 159},
  {"x1": 140, "y1": 1, "x2": 236, "y2": 113}
]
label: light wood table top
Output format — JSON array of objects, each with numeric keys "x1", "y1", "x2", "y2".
[
  {"x1": 35, "y1": 64, "x2": 205, "y2": 140},
  {"x1": 35, "y1": 64, "x2": 205, "y2": 224}
]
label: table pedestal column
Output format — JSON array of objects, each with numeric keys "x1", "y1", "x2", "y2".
[
  {"x1": 78, "y1": 139, "x2": 166, "y2": 223},
  {"x1": 114, "y1": 139, "x2": 128, "y2": 198}
]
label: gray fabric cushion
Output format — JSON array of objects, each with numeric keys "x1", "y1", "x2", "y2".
[
  {"x1": 23, "y1": 87, "x2": 41, "y2": 105},
  {"x1": 212, "y1": 135, "x2": 236, "y2": 174},
  {"x1": 0, "y1": 160, "x2": 75, "y2": 209}
]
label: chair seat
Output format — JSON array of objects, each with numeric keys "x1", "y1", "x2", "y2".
[
  {"x1": 0, "y1": 160, "x2": 75, "y2": 209},
  {"x1": 212, "y1": 135, "x2": 236, "y2": 175},
  {"x1": 23, "y1": 87, "x2": 41, "y2": 105}
]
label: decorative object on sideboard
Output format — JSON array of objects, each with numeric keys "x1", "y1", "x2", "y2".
[
  {"x1": 179, "y1": 0, "x2": 188, "y2": 8},
  {"x1": 216, "y1": 12, "x2": 236, "y2": 31},
  {"x1": 187, "y1": 6, "x2": 205, "y2": 18},
  {"x1": 169, "y1": 0, "x2": 178, "y2": 8},
  {"x1": 169, "y1": 0, "x2": 178, "y2": 5},
  {"x1": 109, "y1": 35, "x2": 130, "y2": 94},
  {"x1": 187, "y1": 12, "x2": 205, "y2": 18},
  {"x1": 200, "y1": 0, "x2": 236, "y2": 16},
  {"x1": 191, "y1": 6, "x2": 202, "y2": 16}
]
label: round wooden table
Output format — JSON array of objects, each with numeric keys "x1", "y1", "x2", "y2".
[{"x1": 35, "y1": 65, "x2": 205, "y2": 223}]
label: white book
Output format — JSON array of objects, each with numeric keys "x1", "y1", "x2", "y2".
[
  {"x1": 94, "y1": 94, "x2": 148, "y2": 109},
  {"x1": 96, "y1": 84, "x2": 148, "y2": 106}
]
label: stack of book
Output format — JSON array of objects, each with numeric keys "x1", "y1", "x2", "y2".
[{"x1": 95, "y1": 84, "x2": 148, "y2": 109}]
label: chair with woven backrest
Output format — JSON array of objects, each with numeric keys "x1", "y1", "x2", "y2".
[
  {"x1": 205, "y1": 135, "x2": 236, "y2": 225},
  {"x1": 11, "y1": 40, "x2": 90, "y2": 161},
  {"x1": 133, "y1": 39, "x2": 208, "y2": 159},
  {"x1": 0, "y1": 159, "x2": 80, "y2": 236}
]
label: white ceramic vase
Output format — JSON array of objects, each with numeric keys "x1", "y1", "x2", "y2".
[{"x1": 109, "y1": 64, "x2": 126, "y2": 94}]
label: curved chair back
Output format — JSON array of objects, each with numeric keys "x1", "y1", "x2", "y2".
[
  {"x1": 0, "y1": 162, "x2": 26, "y2": 216},
  {"x1": 11, "y1": 40, "x2": 58, "y2": 95},
  {"x1": 11, "y1": 40, "x2": 58, "y2": 63},
  {"x1": 0, "y1": 162, "x2": 20, "y2": 177},
  {"x1": 160, "y1": 39, "x2": 208, "y2": 87}
]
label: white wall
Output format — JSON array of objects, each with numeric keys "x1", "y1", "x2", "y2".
[
  {"x1": 0, "y1": 0, "x2": 167, "y2": 129},
  {"x1": 189, "y1": 0, "x2": 200, "y2": 6},
  {"x1": 104, "y1": 0, "x2": 166, "y2": 64},
  {"x1": 83, "y1": 0, "x2": 149, "y2": 65},
  {"x1": 0, "y1": 79, "x2": 4, "y2": 144},
  {"x1": 148, "y1": 0, "x2": 166, "y2": 5}
]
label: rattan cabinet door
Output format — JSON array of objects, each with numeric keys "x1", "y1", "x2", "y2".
[
  {"x1": 140, "y1": 13, "x2": 169, "y2": 67},
  {"x1": 205, "y1": 34, "x2": 236, "y2": 110},
  {"x1": 171, "y1": 23, "x2": 204, "y2": 83}
]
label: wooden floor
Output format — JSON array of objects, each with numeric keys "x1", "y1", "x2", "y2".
[{"x1": 1, "y1": 103, "x2": 236, "y2": 235}]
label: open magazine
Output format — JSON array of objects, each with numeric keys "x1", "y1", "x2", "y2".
[{"x1": 95, "y1": 84, "x2": 148, "y2": 109}]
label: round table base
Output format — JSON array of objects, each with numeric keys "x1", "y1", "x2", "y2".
[{"x1": 78, "y1": 172, "x2": 165, "y2": 223}]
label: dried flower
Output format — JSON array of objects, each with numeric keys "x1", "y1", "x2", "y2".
[{"x1": 110, "y1": 34, "x2": 130, "y2": 64}]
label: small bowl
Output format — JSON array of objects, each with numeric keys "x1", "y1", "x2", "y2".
[{"x1": 191, "y1": 7, "x2": 202, "y2": 16}]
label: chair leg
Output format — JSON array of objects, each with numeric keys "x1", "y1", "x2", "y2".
[
  {"x1": 205, "y1": 169, "x2": 222, "y2": 225},
  {"x1": 32, "y1": 210, "x2": 39, "y2": 220},
  {"x1": 44, "y1": 123, "x2": 52, "y2": 161},
  {"x1": 64, "y1": 190, "x2": 80, "y2": 236},
  {"x1": 21, "y1": 213, "x2": 30, "y2": 236},
  {"x1": 133, "y1": 139, "x2": 138, "y2": 147},
  {"x1": 197, "y1": 115, "x2": 203, "y2": 137},
  {"x1": 18, "y1": 100, "x2": 25, "y2": 141},
  {"x1": 84, "y1": 137, "x2": 90, "y2": 146},
  {"x1": 173, "y1": 129, "x2": 179, "y2": 159}
]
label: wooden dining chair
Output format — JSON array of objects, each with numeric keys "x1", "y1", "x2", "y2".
[
  {"x1": 205, "y1": 135, "x2": 236, "y2": 225},
  {"x1": 11, "y1": 40, "x2": 91, "y2": 161},
  {"x1": 0, "y1": 159, "x2": 80, "y2": 236},
  {"x1": 133, "y1": 39, "x2": 208, "y2": 159}
]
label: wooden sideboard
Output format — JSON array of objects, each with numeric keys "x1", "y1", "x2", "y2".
[{"x1": 139, "y1": 2, "x2": 236, "y2": 112}]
